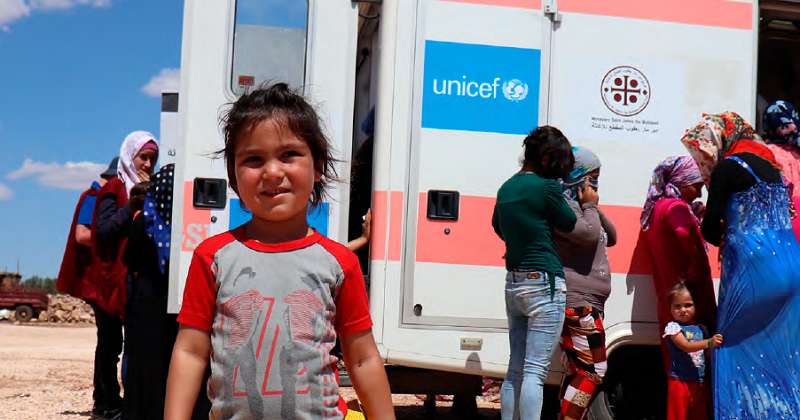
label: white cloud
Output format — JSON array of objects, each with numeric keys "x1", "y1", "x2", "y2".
[
  {"x1": 0, "y1": 183, "x2": 13, "y2": 201},
  {"x1": 142, "y1": 68, "x2": 180, "y2": 97},
  {"x1": 0, "y1": 0, "x2": 31, "y2": 29},
  {"x1": 7, "y1": 158, "x2": 106, "y2": 191},
  {"x1": 0, "y1": 0, "x2": 109, "y2": 31}
]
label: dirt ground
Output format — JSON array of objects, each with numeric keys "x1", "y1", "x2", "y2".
[{"x1": 0, "y1": 322, "x2": 500, "y2": 420}]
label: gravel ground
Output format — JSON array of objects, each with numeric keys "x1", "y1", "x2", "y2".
[{"x1": 0, "y1": 322, "x2": 500, "y2": 420}]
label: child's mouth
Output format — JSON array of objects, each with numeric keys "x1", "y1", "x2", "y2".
[{"x1": 261, "y1": 189, "x2": 290, "y2": 198}]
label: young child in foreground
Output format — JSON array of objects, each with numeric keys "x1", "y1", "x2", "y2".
[
  {"x1": 663, "y1": 283, "x2": 723, "y2": 420},
  {"x1": 164, "y1": 83, "x2": 395, "y2": 420}
]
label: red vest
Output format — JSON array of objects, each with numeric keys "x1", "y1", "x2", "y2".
[
  {"x1": 89, "y1": 177, "x2": 129, "y2": 318},
  {"x1": 56, "y1": 185, "x2": 101, "y2": 303}
]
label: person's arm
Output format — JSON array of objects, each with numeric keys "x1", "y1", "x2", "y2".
[
  {"x1": 701, "y1": 160, "x2": 739, "y2": 246},
  {"x1": 347, "y1": 209, "x2": 372, "y2": 252},
  {"x1": 664, "y1": 201, "x2": 712, "y2": 282},
  {"x1": 546, "y1": 181, "x2": 578, "y2": 233},
  {"x1": 96, "y1": 194, "x2": 134, "y2": 245},
  {"x1": 75, "y1": 225, "x2": 92, "y2": 246},
  {"x1": 165, "y1": 326, "x2": 211, "y2": 420},
  {"x1": 341, "y1": 329, "x2": 395, "y2": 420},
  {"x1": 492, "y1": 204, "x2": 504, "y2": 240},
  {"x1": 598, "y1": 208, "x2": 618, "y2": 247},
  {"x1": 669, "y1": 331, "x2": 723, "y2": 353}
]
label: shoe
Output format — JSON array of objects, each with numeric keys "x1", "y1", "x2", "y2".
[
  {"x1": 104, "y1": 408, "x2": 122, "y2": 420},
  {"x1": 89, "y1": 407, "x2": 122, "y2": 420}
]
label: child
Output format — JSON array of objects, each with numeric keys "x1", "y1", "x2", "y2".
[
  {"x1": 165, "y1": 84, "x2": 395, "y2": 420},
  {"x1": 663, "y1": 283, "x2": 723, "y2": 420}
]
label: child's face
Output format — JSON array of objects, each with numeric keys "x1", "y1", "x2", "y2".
[
  {"x1": 234, "y1": 119, "x2": 321, "y2": 224},
  {"x1": 670, "y1": 292, "x2": 696, "y2": 324},
  {"x1": 134, "y1": 148, "x2": 158, "y2": 174}
]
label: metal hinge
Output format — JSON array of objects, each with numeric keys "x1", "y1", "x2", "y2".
[{"x1": 543, "y1": 0, "x2": 562, "y2": 22}]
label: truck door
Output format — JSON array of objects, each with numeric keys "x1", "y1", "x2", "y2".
[
  {"x1": 399, "y1": 0, "x2": 556, "y2": 329},
  {"x1": 168, "y1": 0, "x2": 359, "y2": 312}
]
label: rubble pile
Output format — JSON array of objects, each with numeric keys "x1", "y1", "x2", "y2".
[{"x1": 44, "y1": 295, "x2": 95, "y2": 323}]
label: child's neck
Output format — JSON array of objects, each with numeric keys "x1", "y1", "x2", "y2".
[{"x1": 246, "y1": 214, "x2": 313, "y2": 244}]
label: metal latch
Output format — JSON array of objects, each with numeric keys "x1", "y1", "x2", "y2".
[
  {"x1": 543, "y1": 0, "x2": 561, "y2": 22},
  {"x1": 193, "y1": 178, "x2": 228, "y2": 209}
]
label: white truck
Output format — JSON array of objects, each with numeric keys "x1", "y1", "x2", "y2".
[{"x1": 163, "y1": 0, "x2": 800, "y2": 417}]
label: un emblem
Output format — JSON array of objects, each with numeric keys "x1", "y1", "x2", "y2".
[{"x1": 503, "y1": 79, "x2": 528, "y2": 102}]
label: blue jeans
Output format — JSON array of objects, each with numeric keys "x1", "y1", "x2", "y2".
[{"x1": 501, "y1": 271, "x2": 566, "y2": 420}]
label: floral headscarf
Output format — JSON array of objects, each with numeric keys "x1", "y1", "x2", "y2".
[
  {"x1": 119, "y1": 131, "x2": 159, "y2": 195},
  {"x1": 763, "y1": 100, "x2": 800, "y2": 146},
  {"x1": 640, "y1": 156, "x2": 703, "y2": 230},
  {"x1": 680, "y1": 112, "x2": 771, "y2": 184},
  {"x1": 561, "y1": 147, "x2": 601, "y2": 200}
]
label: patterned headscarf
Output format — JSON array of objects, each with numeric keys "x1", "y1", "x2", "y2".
[
  {"x1": 119, "y1": 131, "x2": 159, "y2": 195},
  {"x1": 143, "y1": 164, "x2": 174, "y2": 274},
  {"x1": 561, "y1": 147, "x2": 601, "y2": 200},
  {"x1": 680, "y1": 112, "x2": 765, "y2": 184},
  {"x1": 640, "y1": 156, "x2": 703, "y2": 230},
  {"x1": 763, "y1": 100, "x2": 800, "y2": 146}
]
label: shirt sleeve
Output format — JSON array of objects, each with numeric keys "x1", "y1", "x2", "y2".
[
  {"x1": 598, "y1": 208, "x2": 617, "y2": 247},
  {"x1": 560, "y1": 200, "x2": 601, "y2": 246},
  {"x1": 492, "y1": 204, "x2": 504, "y2": 241},
  {"x1": 663, "y1": 321, "x2": 682, "y2": 337},
  {"x1": 177, "y1": 247, "x2": 218, "y2": 331},
  {"x1": 96, "y1": 194, "x2": 134, "y2": 246},
  {"x1": 76, "y1": 195, "x2": 97, "y2": 226},
  {"x1": 546, "y1": 181, "x2": 577, "y2": 234},
  {"x1": 334, "y1": 252, "x2": 373, "y2": 336}
]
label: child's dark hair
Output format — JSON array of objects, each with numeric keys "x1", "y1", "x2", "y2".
[
  {"x1": 667, "y1": 282, "x2": 693, "y2": 304},
  {"x1": 219, "y1": 83, "x2": 338, "y2": 210},
  {"x1": 522, "y1": 126, "x2": 575, "y2": 179}
]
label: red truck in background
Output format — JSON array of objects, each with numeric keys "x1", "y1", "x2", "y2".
[{"x1": 0, "y1": 272, "x2": 48, "y2": 322}]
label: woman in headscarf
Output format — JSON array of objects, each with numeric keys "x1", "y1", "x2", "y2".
[
  {"x1": 763, "y1": 100, "x2": 800, "y2": 243},
  {"x1": 554, "y1": 147, "x2": 617, "y2": 420},
  {"x1": 682, "y1": 111, "x2": 800, "y2": 419},
  {"x1": 88, "y1": 131, "x2": 158, "y2": 420},
  {"x1": 640, "y1": 156, "x2": 716, "y2": 374}
]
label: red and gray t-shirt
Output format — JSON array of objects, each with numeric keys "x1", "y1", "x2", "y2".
[{"x1": 178, "y1": 227, "x2": 372, "y2": 420}]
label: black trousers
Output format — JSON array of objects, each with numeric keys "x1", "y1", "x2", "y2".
[{"x1": 91, "y1": 303, "x2": 123, "y2": 412}]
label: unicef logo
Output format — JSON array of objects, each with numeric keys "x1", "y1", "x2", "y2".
[{"x1": 503, "y1": 79, "x2": 528, "y2": 102}]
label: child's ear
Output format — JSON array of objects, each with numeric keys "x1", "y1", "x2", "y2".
[{"x1": 314, "y1": 169, "x2": 322, "y2": 183}]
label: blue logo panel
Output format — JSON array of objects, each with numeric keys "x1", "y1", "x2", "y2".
[
  {"x1": 421, "y1": 41, "x2": 541, "y2": 135},
  {"x1": 229, "y1": 199, "x2": 329, "y2": 237}
]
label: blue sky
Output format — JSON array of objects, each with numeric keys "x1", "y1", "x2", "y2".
[{"x1": 0, "y1": 0, "x2": 183, "y2": 279}]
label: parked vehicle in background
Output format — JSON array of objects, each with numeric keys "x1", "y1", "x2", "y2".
[{"x1": 0, "y1": 273, "x2": 48, "y2": 322}]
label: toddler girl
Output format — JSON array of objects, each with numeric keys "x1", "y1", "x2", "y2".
[{"x1": 663, "y1": 283, "x2": 722, "y2": 420}]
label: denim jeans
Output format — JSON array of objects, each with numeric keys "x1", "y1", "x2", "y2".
[{"x1": 501, "y1": 271, "x2": 566, "y2": 420}]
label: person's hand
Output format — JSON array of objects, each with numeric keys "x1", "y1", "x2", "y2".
[
  {"x1": 577, "y1": 178, "x2": 599, "y2": 205},
  {"x1": 691, "y1": 201, "x2": 706, "y2": 221},
  {"x1": 709, "y1": 334, "x2": 723, "y2": 348},
  {"x1": 137, "y1": 169, "x2": 151, "y2": 183},
  {"x1": 361, "y1": 208, "x2": 372, "y2": 240}
]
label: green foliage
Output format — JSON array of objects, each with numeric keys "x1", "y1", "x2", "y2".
[{"x1": 22, "y1": 275, "x2": 59, "y2": 294}]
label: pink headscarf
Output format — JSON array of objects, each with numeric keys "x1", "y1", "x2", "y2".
[
  {"x1": 118, "y1": 131, "x2": 159, "y2": 195},
  {"x1": 640, "y1": 156, "x2": 704, "y2": 231}
]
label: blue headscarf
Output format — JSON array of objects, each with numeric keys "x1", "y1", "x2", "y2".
[
  {"x1": 143, "y1": 164, "x2": 174, "y2": 274},
  {"x1": 763, "y1": 100, "x2": 800, "y2": 146},
  {"x1": 561, "y1": 147, "x2": 601, "y2": 200}
]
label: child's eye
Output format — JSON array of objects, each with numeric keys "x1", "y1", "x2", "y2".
[
  {"x1": 283, "y1": 150, "x2": 302, "y2": 158},
  {"x1": 241, "y1": 156, "x2": 262, "y2": 164}
]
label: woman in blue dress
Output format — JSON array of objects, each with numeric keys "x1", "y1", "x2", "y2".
[{"x1": 682, "y1": 112, "x2": 800, "y2": 419}]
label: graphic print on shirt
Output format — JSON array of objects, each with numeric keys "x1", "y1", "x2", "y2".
[
  {"x1": 221, "y1": 289, "x2": 267, "y2": 418},
  {"x1": 279, "y1": 274, "x2": 340, "y2": 420}
]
